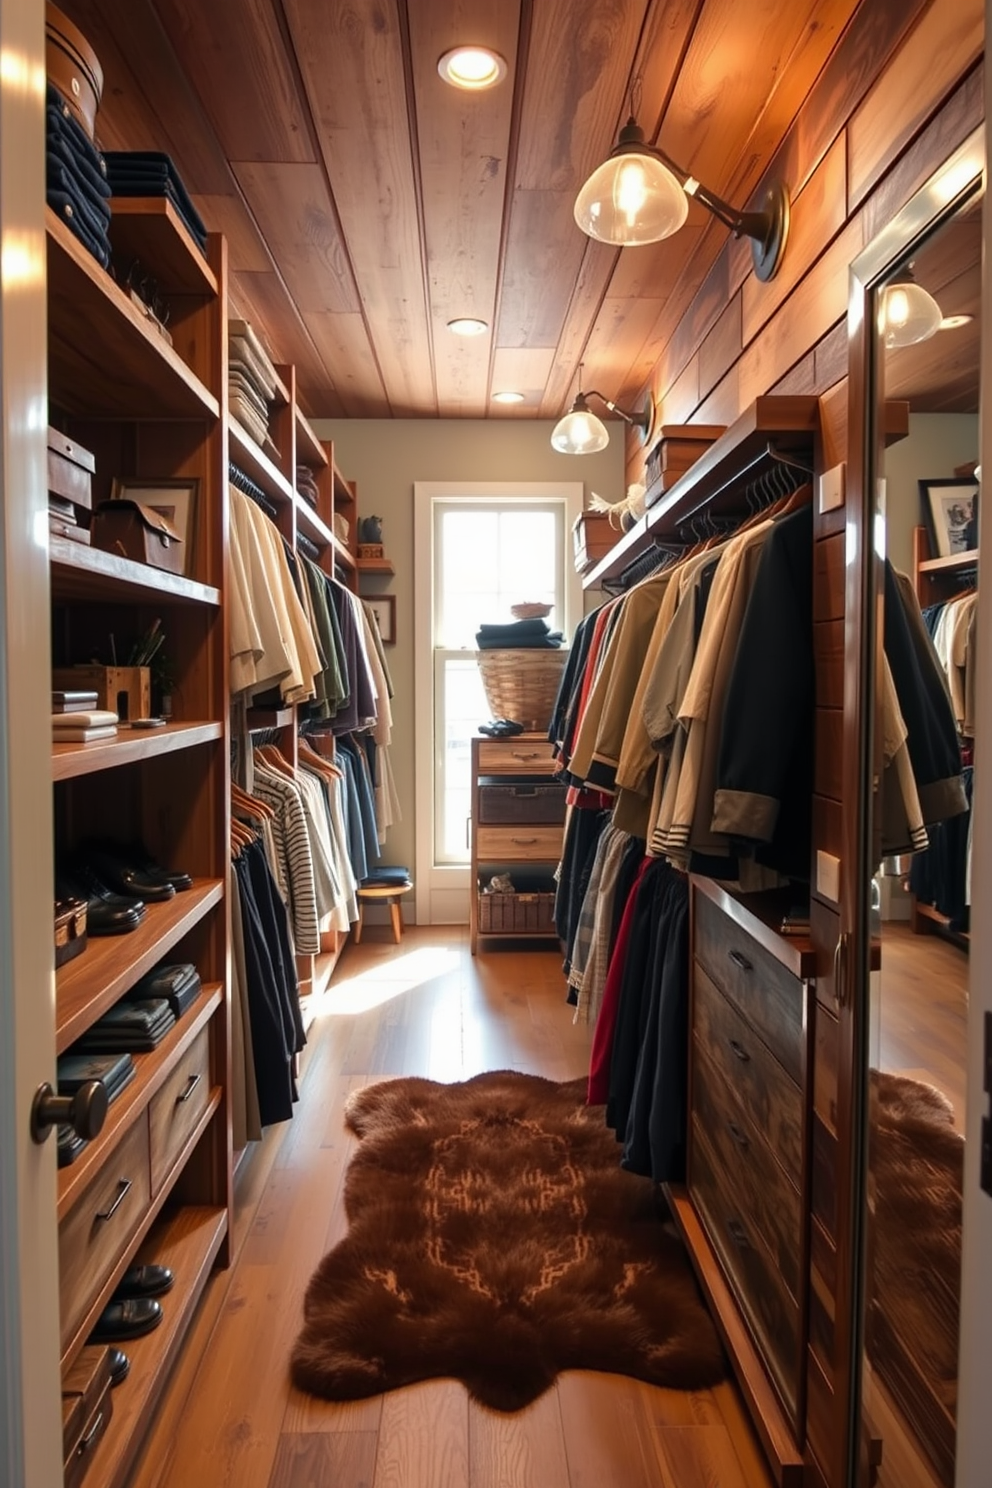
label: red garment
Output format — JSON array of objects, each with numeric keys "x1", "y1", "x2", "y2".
[{"x1": 588, "y1": 855, "x2": 652, "y2": 1104}]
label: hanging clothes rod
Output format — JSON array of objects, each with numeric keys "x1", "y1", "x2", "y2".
[{"x1": 668, "y1": 439, "x2": 812, "y2": 531}]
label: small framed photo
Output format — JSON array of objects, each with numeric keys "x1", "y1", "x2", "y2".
[
  {"x1": 111, "y1": 478, "x2": 199, "y2": 575},
  {"x1": 367, "y1": 594, "x2": 396, "y2": 645},
  {"x1": 920, "y1": 478, "x2": 979, "y2": 558}
]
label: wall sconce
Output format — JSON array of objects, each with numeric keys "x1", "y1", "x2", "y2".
[
  {"x1": 574, "y1": 112, "x2": 790, "y2": 283},
  {"x1": 878, "y1": 265, "x2": 943, "y2": 348},
  {"x1": 551, "y1": 366, "x2": 653, "y2": 455}
]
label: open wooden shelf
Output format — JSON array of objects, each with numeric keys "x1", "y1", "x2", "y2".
[
  {"x1": 58, "y1": 984, "x2": 223, "y2": 1218},
  {"x1": 56, "y1": 880, "x2": 224, "y2": 1053},
  {"x1": 295, "y1": 406, "x2": 328, "y2": 468},
  {"x1": 356, "y1": 556, "x2": 395, "y2": 575},
  {"x1": 295, "y1": 495, "x2": 334, "y2": 549},
  {"x1": 918, "y1": 547, "x2": 979, "y2": 574},
  {"x1": 246, "y1": 707, "x2": 294, "y2": 731},
  {"x1": 46, "y1": 210, "x2": 219, "y2": 422},
  {"x1": 76, "y1": 1204, "x2": 228, "y2": 1488},
  {"x1": 52, "y1": 721, "x2": 223, "y2": 782},
  {"x1": 108, "y1": 198, "x2": 217, "y2": 297},
  {"x1": 228, "y1": 417, "x2": 293, "y2": 506},
  {"x1": 50, "y1": 537, "x2": 221, "y2": 607}
]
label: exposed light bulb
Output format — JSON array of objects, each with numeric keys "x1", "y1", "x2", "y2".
[{"x1": 615, "y1": 158, "x2": 649, "y2": 225}]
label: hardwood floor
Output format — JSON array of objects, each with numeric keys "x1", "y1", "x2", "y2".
[
  {"x1": 877, "y1": 921, "x2": 968, "y2": 1128},
  {"x1": 128, "y1": 926, "x2": 772, "y2": 1488}
]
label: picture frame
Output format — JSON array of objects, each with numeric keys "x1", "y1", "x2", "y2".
[
  {"x1": 367, "y1": 593, "x2": 396, "y2": 645},
  {"x1": 919, "y1": 477, "x2": 979, "y2": 559},
  {"x1": 111, "y1": 477, "x2": 199, "y2": 575}
]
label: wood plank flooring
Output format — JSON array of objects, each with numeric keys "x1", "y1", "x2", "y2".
[
  {"x1": 877, "y1": 921, "x2": 968, "y2": 1128},
  {"x1": 128, "y1": 926, "x2": 772, "y2": 1488}
]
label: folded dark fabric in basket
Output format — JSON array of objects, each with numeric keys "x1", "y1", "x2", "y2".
[
  {"x1": 125, "y1": 962, "x2": 202, "y2": 1020},
  {"x1": 102, "y1": 151, "x2": 207, "y2": 248},
  {"x1": 478, "y1": 618, "x2": 551, "y2": 639}
]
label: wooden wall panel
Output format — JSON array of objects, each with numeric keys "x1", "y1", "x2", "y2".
[
  {"x1": 814, "y1": 535, "x2": 846, "y2": 622},
  {"x1": 814, "y1": 710, "x2": 843, "y2": 801}
]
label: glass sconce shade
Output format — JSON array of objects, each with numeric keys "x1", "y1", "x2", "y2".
[
  {"x1": 551, "y1": 395, "x2": 611, "y2": 454},
  {"x1": 878, "y1": 277, "x2": 943, "y2": 348},
  {"x1": 574, "y1": 148, "x2": 689, "y2": 246}
]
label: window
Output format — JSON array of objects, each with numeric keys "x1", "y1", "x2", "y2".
[{"x1": 414, "y1": 483, "x2": 583, "y2": 920}]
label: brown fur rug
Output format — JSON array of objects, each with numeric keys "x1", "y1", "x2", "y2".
[{"x1": 291, "y1": 1071, "x2": 725, "y2": 1410}]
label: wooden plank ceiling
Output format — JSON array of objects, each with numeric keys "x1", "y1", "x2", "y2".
[{"x1": 65, "y1": 0, "x2": 867, "y2": 420}]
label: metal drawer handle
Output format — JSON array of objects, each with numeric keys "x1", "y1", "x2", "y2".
[
  {"x1": 727, "y1": 1217, "x2": 750, "y2": 1251},
  {"x1": 511, "y1": 751, "x2": 540, "y2": 761},
  {"x1": 728, "y1": 949, "x2": 753, "y2": 972},
  {"x1": 510, "y1": 836, "x2": 538, "y2": 845},
  {"x1": 78, "y1": 1411, "x2": 104, "y2": 1452},
  {"x1": 95, "y1": 1177, "x2": 132, "y2": 1222},
  {"x1": 728, "y1": 1038, "x2": 750, "y2": 1063},
  {"x1": 727, "y1": 1121, "x2": 749, "y2": 1150},
  {"x1": 177, "y1": 1072, "x2": 202, "y2": 1104}
]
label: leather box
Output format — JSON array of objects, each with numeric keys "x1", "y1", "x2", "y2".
[
  {"x1": 62, "y1": 1346, "x2": 113, "y2": 1488},
  {"x1": 46, "y1": 3, "x2": 104, "y2": 141},
  {"x1": 572, "y1": 511, "x2": 615, "y2": 573},
  {"x1": 55, "y1": 896, "x2": 88, "y2": 969},
  {"x1": 91, "y1": 500, "x2": 184, "y2": 574},
  {"x1": 644, "y1": 424, "x2": 726, "y2": 506},
  {"x1": 48, "y1": 428, "x2": 95, "y2": 514}
]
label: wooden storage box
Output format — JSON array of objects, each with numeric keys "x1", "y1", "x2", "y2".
[
  {"x1": 645, "y1": 424, "x2": 726, "y2": 505},
  {"x1": 478, "y1": 781, "x2": 566, "y2": 825},
  {"x1": 91, "y1": 500, "x2": 184, "y2": 574},
  {"x1": 48, "y1": 428, "x2": 94, "y2": 512},
  {"x1": 62, "y1": 1346, "x2": 113, "y2": 1488},
  {"x1": 572, "y1": 511, "x2": 616, "y2": 573},
  {"x1": 46, "y1": 3, "x2": 104, "y2": 141},
  {"x1": 478, "y1": 890, "x2": 557, "y2": 934},
  {"x1": 357, "y1": 542, "x2": 384, "y2": 559},
  {"x1": 54, "y1": 896, "x2": 87, "y2": 969},
  {"x1": 52, "y1": 665, "x2": 150, "y2": 722}
]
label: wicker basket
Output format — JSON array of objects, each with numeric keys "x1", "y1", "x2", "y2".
[{"x1": 476, "y1": 648, "x2": 567, "y2": 731}]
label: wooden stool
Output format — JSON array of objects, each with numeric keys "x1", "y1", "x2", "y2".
[{"x1": 354, "y1": 881, "x2": 413, "y2": 944}]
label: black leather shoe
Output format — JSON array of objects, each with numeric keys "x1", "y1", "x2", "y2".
[
  {"x1": 108, "y1": 1348, "x2": 129, "y2": 1387},
  {"x1": 126, "y1": 842, "x2": 193, "y2": 893},
  {"x1": 56, "y1": 871, "x2": 145, "y2": 935},
  {"x1": 113, "y1": 1263, "x2": 174, "y2": 1300},
  {"x1": 80, "y1": 848, "x2": 176, "y2": 904},
  {"x1": 89, "y1": 1297, "x2": 162, "y2": 1342}
]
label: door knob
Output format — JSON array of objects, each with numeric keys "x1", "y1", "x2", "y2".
[{"x1": 30, "y1": 1080, "x2": 108, "y2": 1144}]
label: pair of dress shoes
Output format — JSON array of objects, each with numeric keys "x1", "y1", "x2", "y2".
[
  {"x1": 57, "y1": 844, "x2": 192, "y2": 935},
  {"x1": 56, "y1": 865, "x2": 147, "y2": 936},
  {"x1": 89, "y1": 1264, "x2": 174, "y2": 1346},
  {"x1": 478, "y1": 718, "x2": 525, "y2": 737}
]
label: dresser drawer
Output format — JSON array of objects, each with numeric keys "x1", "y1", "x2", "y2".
[
  {"x1": 478, "y1": 781, "x2": 566, "y2": 825},
  {"x1": 59, "y1": 1115, "x2": 151, "y2": 1351},
  {"x1": 691, "y1": 1042, "x2": 801, "y2": 1300},
  {"x1": 477, "y1": 740, "x2": 558, "y2": 775},
  {"x1": 475, "y1": 824, "x2": 564, "y2": 861},
  {"x1": 691, "y1": 1122, "x2": 800, "y2": 1421},
  {"x1": 149, "y1": 1025, "x2": 212, "y2": 1193},
  {"x1": 693, "y1": 965, "x2": 803, "y2": 1181},
  {"x1": 693, "y1": 891, "x2": 804, "y2": 1084}
]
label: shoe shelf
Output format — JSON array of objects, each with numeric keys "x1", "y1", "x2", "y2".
[
  {"x1": 52, "y1": 720, "x2": 223, "y2": 782},
  {"x1": 50, "y1": 537, "x2": 222, "y2": 607},
  {"x1": 61, "y1": 1096, "x2": 224, "y2": 1371},
  {"x1": 228, "y1": 417, "x2": 294, "y2": 507},
  {"x1": 56, "y1": 879, "x2": 224, "y2": 1053},
  {"x1": 58, "y1": 982, "x2": 223, "y2": 1219},
  {"x1": 46, "y1": 211, "x2": 219, "y2": 422},
  {"x1": 72, "y1": 1204, "x2": 228, "y2": 1488},
  {"x1": 108, "y1": 197, "x2": 218, "y2": 297},
  {"x1": 295, "y1": 404, "x2": 328, "y2": 469}
]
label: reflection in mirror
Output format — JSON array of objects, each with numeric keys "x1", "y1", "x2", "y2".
[{"x1": 862, "y1": 193, "x2": 980, "y2": 1488}]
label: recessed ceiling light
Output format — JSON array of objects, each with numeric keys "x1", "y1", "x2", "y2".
[
  {"x1": 437, "y1": 46, "x2": 507, "y2": 91},
  {"x1": 939, "y1": 313, "x2": 973, "y2": 330},
  {"x1": 492, "y1": 390, "x2": 524, "y2": 404},
  {"x1": 447, "y1": 317, "x2": 488, "y2": 337}
]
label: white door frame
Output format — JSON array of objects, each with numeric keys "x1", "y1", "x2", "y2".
[
  {"x1": 0, "y1": 0, "x2": 63, "y2": 1483},
  {"x1": 412, "y1": 481, "x2": 583, "y2": 924}
]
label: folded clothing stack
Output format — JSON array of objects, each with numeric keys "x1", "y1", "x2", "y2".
[
  {"x1": 52, "y1": 709, "x2": 118, "y2": 743},
  {"x1": 46, "y1": 81, "x2": 112, "y2": 268},
  {"x1": 228, "y1": 318, "x2": 280, "y2": 450},
  {"x1": 73, "y1": 997, "x2": 176, "y2": 1053},
  {"x1": 475, "y1": 618, "x2": 565, "y2": 650},
  {"x1": 125, "y1": 962, "x2": 201, "y2": 1020},
  {"x1": 102, "y1": 150, "x2": 207, "y2": 253},
  {"x1": 296, "y1": 465, "x2": 320, "y2": 509},
  {"x1": 360, "y1": 865, "x2": 412, "y2": 887},
  {"x1": 58, "y1": 1050, "x2": 136, "y2": 1103}
]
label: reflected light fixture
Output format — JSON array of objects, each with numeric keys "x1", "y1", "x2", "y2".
[
  {"x1": 447, "y1": 316, "x2": 488, "y2": 336},
  {"x1": 939, "y1": 313, "x2": 973, "y2": 330},
  {"x1": 878, "y1": 266, "x2": 943, "y2": 348},
  {"x1": 551, "y1": 365, "x2": 653, "y2": 455},
  {"x1": 437, "y1": 46, "x2": 507, "y2": 90},
  {"x1": 574, "y1": 99, "x2": 790, "y2": 282}
]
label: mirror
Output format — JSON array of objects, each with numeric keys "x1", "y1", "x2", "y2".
[{"x1": 856, "y1": 149, "x2": 982, "y2": 1488}]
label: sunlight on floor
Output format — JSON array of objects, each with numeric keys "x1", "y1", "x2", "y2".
[{"x1": 313, "y1": 945, "x2": 460, "y2": 1016}]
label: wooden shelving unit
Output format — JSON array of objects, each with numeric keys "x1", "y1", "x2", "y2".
[
  {"x1": 52, "y1": 721, "x2": 222, "y2": 781},
  {"x1": 50, "y1": 538, "x2": 221, "y2": 607},
  {"x1": 228, "y1": 417, "x2": 294, "y2": 506},
  {"x1": 357, "y1": 555, "x2": 395, "y2": 576},
  {"x1": 108, "y1": 197, "x2": 218, "y2": 296}
]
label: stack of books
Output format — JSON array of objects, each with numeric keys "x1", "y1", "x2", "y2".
[
  {"x1": 73, "y1": 998, "x2": 176, "y2": 1053},
  {"x1": 52, "y1": 694, "x2": 118, "y2": 744}
]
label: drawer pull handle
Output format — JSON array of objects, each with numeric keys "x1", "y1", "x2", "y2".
[
  {"x1": 728, "y1": 1038, "x2": 750, "y2": 1063},
  {"x1": 78, "y1": 1411, "x2": 104, "y2": 1452},
  {"x1": 511, "y1": 751, "x2": 540, "y2": 761},
  {"x1": 177, "y1": 1072, "x2": 202, "y2": 1104},
  {"x1": 728, "y1": 949, "x2": 753, "y2": 972},
  {"x1": 726, "y1": 1218, "x2": 750, "y2": 1251},
  {"x1": 95, "y1": 1177, "x2": 132, "y2": 1222},
  {"x1": 727, "y1": 1121, "x2": 749, "y2": 1150},
  {"x1": 510, "y1": 836, "x2": 538, "y2": 845}
]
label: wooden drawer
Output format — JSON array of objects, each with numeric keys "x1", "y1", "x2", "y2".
[
  {"x1": 59, "y1": 1115, "x2": 151, "y2": 1351},
  {"x1": 149, "y1": 1025, "x2": 211, "y2": 1193},
  {"x1": 693, "y1": 965, "x2": 803, "y2": 1181},
  {"x1": 477, "y1": 740, "x2": 558, "y2": 775},
  {"x1": 691, "y1": 1043, "x2": 802, "y2": 1301},
  {"x1": 693, "y1": 890, "x2": 804, "y2": 1084},
  {"x1": 475, "y1": 823, "x2": 564, "y2": 861},
  {"x1": 691, "y1": 1122, "x2": 800, "y2": 1422}
]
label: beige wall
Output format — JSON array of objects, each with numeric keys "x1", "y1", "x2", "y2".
[
  {"x1": 883, "y1": 413, "x2": 979, "y2": 578},
  {"x1": 312, "y1": 417, "x2": 623, "y2": 878}
]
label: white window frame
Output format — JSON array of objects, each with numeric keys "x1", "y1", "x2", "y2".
[{"x1": 413, "y1": 481, "x2": 584, "y2": 924}]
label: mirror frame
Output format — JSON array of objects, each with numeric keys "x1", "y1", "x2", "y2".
[{"x1": 843, "y1": 124, "x2": 985, "y2": 1487}]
